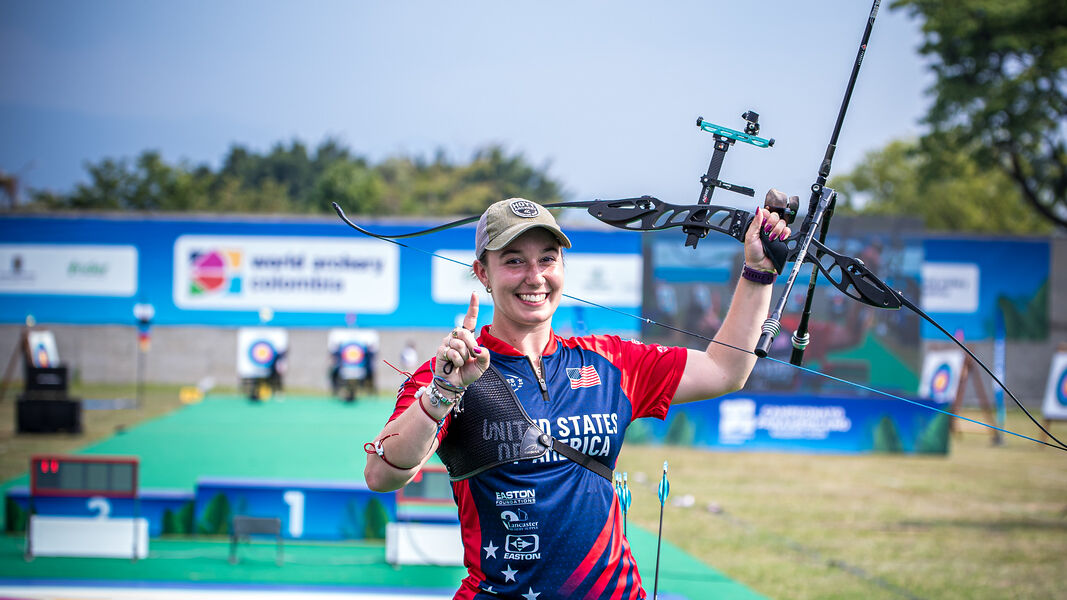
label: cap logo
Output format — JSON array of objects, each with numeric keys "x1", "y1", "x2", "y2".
[{"x1": 508, "y1": 199, "x2": 540, "y2": 218}]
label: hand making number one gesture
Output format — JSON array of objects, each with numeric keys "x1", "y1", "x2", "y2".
[{"x1": 436, "y1": 292, "x2": 490, "y2": 388}]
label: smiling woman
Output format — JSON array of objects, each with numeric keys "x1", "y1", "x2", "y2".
[{"x1": 362, "y1": 196, "x2": 789, "y2": 599}]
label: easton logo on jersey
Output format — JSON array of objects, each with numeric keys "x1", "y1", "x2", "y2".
[{"x1": 566, "y1": 365, "x2": 601, "y2": 389}]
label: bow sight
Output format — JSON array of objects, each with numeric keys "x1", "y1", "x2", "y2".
[{"x1": 684, "y1": 111, "x2": 785, "y2": 248}]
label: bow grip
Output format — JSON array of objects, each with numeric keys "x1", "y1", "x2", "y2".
[{"x1": 742, "y1": 213, "x2": 789, "y2": 274}]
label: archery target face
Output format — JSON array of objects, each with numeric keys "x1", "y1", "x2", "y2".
[
  {"x1": 27, "y1": 331, "x2": 59, "y2": 368},
  {"x1": 1043, "y1": 353, "x2": 1067, "y2": 419},
  {"x1": 248, "y1": 340, "x2": 276, "y2": 366},
  {"x1": 930, "y1": 364, "x2": 952, "y2": 397},
  {"x1": 327, "y1": 328, "x2": 378, "y2": 382},
  {"x1": 236, "y1": 327, "x2": 289, "y2": 379},
  {"x1": 34, "y1": 344, "x2": 51, "y2": 368},
  {"x1": 340, "y1": 342, "x2": 366, "y2": 366},
  {"x1": 919, "y1": 350, "x2": 964, "y2": 401}
]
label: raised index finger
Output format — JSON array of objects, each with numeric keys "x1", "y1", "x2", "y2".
[{"x1": 463, "y1": 292, "x2": 479, "y2": 332}]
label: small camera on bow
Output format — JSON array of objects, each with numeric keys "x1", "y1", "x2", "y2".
[{"x1": 741, "y1": 111, "x2": 760, "y2": 136}]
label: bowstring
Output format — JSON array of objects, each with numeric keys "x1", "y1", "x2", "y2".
[{"x1": 333, "y1": 205, "x2": 1067, "y2": 452}]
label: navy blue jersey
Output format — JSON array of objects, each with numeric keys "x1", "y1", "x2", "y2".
[{"x1": 391, "y1": 327, "x2": 686, "y2": 599}]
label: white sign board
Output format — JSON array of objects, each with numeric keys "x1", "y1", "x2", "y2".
[
  {"x1": 430, "y1": 249, "x2": 641, "y2": 307},
  {"x1": 920, "y1": 262, "x2": 979, "y2": 313},
  {"x1": 385, "y1": 522, "x2": 463, "y2": 566},
  {"x1": 236, "y1": 327, "x2": 289, "y2": 379},
  {"x1": 27, "y1": 330, "x2": 59, "y2": 368},
  {"x1": 29, "y1": 516, "x2": 148, "y2": 559},
  {"x1": 1042, "y1": 352, "x2": 1067, "y2": 420},
  {"x1": 0, "y1": 244, "x2": 137, "y2": 296},
  {"x1": 173, "y1": 236, "x2": 398, "y2": 312},
  {"x1": 919, "y1": 349, "x2": 965, "y2": 402}
]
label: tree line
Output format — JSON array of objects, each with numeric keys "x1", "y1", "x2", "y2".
[
  {"x1": 23, "y1": 140, "x2": 564, "y2": 218},
  {"x1": 16, "y1": 0, "x2": 1064, "y2": 233}
]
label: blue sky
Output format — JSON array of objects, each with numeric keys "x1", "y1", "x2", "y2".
[{"x1": 0, "y1": 1, "x2": 931, "y2": 211}]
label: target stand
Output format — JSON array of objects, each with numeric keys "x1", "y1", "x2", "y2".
[{"x1": 920, "y1": 346, "x2": 999, "y2": 444}]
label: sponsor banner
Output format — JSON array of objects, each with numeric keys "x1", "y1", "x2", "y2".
[
  {"x1": 920, "y1": 262, "x2": 979, "y2": 313},
  {"x1": 0, "y1": 215, "x2": 641, "y2": 329},
  {"x1": 0, "y1": 244, "x2": 137, "y2": 297},
  {"x1": 1042, "y1": 352, "x2": 1067, "y2": 421},
  {"x1": 431, "y1": 250, "x2": 640, "y2": 308},
  {"x1": 173, "y1": 235, "x2": 398, "y2": 312},
  {"x1": 629, "y1": 392, "x2": 951, "y2": 454}
]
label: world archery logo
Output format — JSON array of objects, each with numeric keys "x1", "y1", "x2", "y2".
[
  {"x1": 930, "y1": 363, "x2": 953, "y2": 399},
  {"x1": 1057, "y1": 369, "x2": 1067, "y2": 408},
  {"x1": 248, "y1": 340, "x2": 277, "y2": 368},
  {"x1": 188, "y1": 249, "x2": 243, "y2": 295}
]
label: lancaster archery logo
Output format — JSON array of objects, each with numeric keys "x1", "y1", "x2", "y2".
[
  {"x1": 188, "y1": 249, "x2": 243, "y2": 295},
  {"x1": 567, "y1": 365, "x2": 601, "y2": 389}
]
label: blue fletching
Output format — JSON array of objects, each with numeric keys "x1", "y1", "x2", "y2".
[{"x1": 657, "y1": 461, "x2": 670, "y2": 505}]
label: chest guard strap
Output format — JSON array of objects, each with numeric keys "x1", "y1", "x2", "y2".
[{"x1": 436, "y1": 364, "x2": 613, "y2": 482}]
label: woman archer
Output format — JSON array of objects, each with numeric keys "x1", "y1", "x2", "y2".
[{"x1": 364, "y1": 196, "x2": 790, "y2": 599}]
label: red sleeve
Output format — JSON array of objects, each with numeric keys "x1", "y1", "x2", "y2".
[
  {"x1": 388, "y1": 357, "x2": 451, "y2": 440},
  {"x1": 566, "y1": 334, "x2": 687, "y2": 421}
]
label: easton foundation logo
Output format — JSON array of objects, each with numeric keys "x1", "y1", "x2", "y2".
[{"x1": 188, "y1": 249, "x2": 243, "y2": 295}]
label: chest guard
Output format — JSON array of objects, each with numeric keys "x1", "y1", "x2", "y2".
[
  {"x1": 436, "y1": 364, "x2": 615, "y2": 482},
  {"x1": 436, "y1": 364, "x2": 548, "y2": 481}
]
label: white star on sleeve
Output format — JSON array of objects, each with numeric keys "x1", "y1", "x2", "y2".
[
  {"x1": 501, "y1": 564, "x2": 518, "y2": 582},
  {"x1": 522, "y1": 587, "x2": 540, "y2": 600},
  {"x1": 483, "y1": 540, "x2": 498, "y2": 559}
]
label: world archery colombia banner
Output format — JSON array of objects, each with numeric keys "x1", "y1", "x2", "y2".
[
  {"x1": 643, "y1": 216, "x2": 924, "y2": 397},
  {"x1": 626, "y1": 392, "x2": 950, "y2": 455},
  {"x1": 174, "y1": 235, "x2": 398, "y2": 313},
  {"x1": 1042, "y1": 352, "x2": 1067, "y2": 421},
  {"x1": 0, "y1": 214, "x2": 640, "y2": 330}
]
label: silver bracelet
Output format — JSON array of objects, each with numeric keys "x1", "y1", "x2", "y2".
[{"x1": 417, "y1": 382, "x2": 463, "y2": 413}]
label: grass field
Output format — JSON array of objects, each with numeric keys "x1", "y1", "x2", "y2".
[
  {"x1": 2, "y1": 383, "x2": 1065, "y2": 599},
  {"x1": 617, "y1": 412, "x2": 1067, "y2": 600}
]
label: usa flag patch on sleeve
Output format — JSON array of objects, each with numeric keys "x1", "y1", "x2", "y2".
[{"x1": 567, "y1": 365, "x2": 601, "y2": 389}]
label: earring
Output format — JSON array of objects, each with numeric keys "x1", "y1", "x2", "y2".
[{"x1": 485, "y1": 286, "x2": 492, "y2": 294}]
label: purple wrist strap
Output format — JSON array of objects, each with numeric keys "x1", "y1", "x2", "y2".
[{"x1": 741, "y1": 264, "x2": 776, "y2": 285}]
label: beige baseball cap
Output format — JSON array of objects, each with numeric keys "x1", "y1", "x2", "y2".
[{"x1": 475, "y1": 198, "x2": 571, "y2": 258}]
